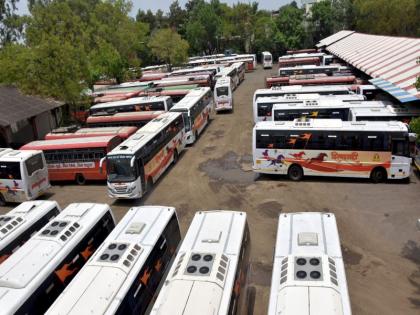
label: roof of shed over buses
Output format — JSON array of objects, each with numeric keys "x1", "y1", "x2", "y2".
[
  {"x1": 268, "y1": 212, "x2": 351, "y2": 315},
  {"x1": 46, "y1": 206, "x2": 178, "y2": 315},
  {"x1": 107, "y1": 112, "x2": 184, "y2": 157},
  {"x1": 0, "y1": 203, "x2": 115, "y2": 314},
  {"x1": 0, "y1": 200, "x2": 60, "y2": 253},
  {"x1": 151, "y1": 210, "x2": 248, "y2": 315}
]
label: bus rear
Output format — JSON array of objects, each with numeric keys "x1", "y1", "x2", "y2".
[
  {"x1": 263, "y1": 51, "x2": 273, "y2": 69},
  {"x1": 20, "y1": 136, "x2": 122, "y2": 185},
  {"x1": 214, "y1": 77, "x2": 233, "y2": 112},
  {"x1": 0, "y1": 149, "x2": 50, "y2": 205}
]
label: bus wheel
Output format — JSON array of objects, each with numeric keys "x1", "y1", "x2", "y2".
[
  {"x1": 288, "y1": 164, "x2": 303, "y2": 181},
  {"x1": 195, "y1": 131, "x2": 199, "y2": 142},
  {"x1": 0, "y1": 193, "x2": 5, "y2": 206},
  {"x1": 146, "y1": 178, "x2": 153, "y2": 193},
  {"x1": 75, "y1": 174, "x2": 86, "y2": 185},
  {"x1": 370, "y1": 167, "x2": 387, "y2": 183},
  {"x1": 173, "y1": 149, "x2": 179, "y2": 165}
]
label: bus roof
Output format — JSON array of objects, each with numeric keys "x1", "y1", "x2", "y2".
[
  {"x1": 257, "y1": 94, "x2": 365, "y2": 104},
  {"x1": 0, "y1": 201, "x2": 60, "y2": 248},
  {"x1": 278, "y1": 52, "x2": 326, "y2": 60},
  {"x1": 279, "y1": 65, "x2": 349, "y2": 71},
  {"x1": 271, "y1": 99, "x2": 386, "y2": 111},
  {"x1": 108, "y1": 112, "x2": 182, "y2": 156},
  {"x1": 46, "y1": 206, "x2": 176, "y2": 315},
  {"x1": 255, "y1": 119, "x2": 408, "y2": 132},
  {"x1": 20, "y1": 136, "x2": 119, "y2": 151},
  {"x1": 351, "y1": 104, "x2": 420, "y2": 117},
  {"x1": 87, "y1": 111, "x2": 164, "y2": 124},
  {"x1": 151, "y1": 210, "x2": 247, "y2": 315},
  {"x1": 91, "y1": 95, "x2": 170, "y2": 110},
  {"x1": 45, "y1": 127, "x2": 138, "y2": 140},
  {"x1": 268, "y1": 212, "x2": 351, "y2": 315},
  {"x1": 215, "y1": 77, "x2": 231, "y2": 87},
  {"x1": 170, "y1": 87, "x2": 211, "y2": 111},
  {"x1": 254, "y1": 85, "x2": 352, "y2": 98},
  {"x1": 0, "y1": 203, "x2": 113, "y2": 314},
  {"x1": 0, "y1": 149, "x2": 43, "y2": 162}
]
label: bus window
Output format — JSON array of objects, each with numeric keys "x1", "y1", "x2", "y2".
[
  {"x1": 216, "y1": 86, "x2": 229, "y2": 97},
  {"x1": 0, "y1": 162, "x2": 21, "y2": 180}
]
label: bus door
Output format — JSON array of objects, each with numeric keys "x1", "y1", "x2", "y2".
[
  {"x1": 24, "y1": 153, "x2": 50, "y2": 200},
  {"x1": 390, "y1": 135, "x2": 411, "y2": 177},
  {"x1": 137, "y1": 158, "x2": 146, "y2": 194}
]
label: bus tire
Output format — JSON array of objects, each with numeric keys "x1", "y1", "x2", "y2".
[
  {"x1": 370, "y1": 167, "x2": 387, "y2": 183},
  {"x1": 195, "y1": 130, "x2": 199, "y2": 142},
  {"x1": 288, "y1": 164, "x2": 303, "y2": 181},
  {"x1": 173, "y1": 149, "x2": 179, "y2": 165},
  {"x1": 146, "y1": 178, "x2": 153, "y2": 193},
  {"x1": 0, "y1": 193, "x2": 5, "y2": 206},
  {"x1": 75, "y1": 173, "x2": 86, "y2": 185}
]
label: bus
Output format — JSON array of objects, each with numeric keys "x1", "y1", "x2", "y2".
[
  {"x1": 150, "y1": 210, "x2": 250, "y2": 315},
  {"x1": 0, "y1": 203, "x2": 115, "y2": 314},
  {"x1": 234, "y1": 54, "x2": 257, "y2": 70},
  {"x1": 20, "y1": 136, "x2": 122, "y2": 185},
  {"x1": 253, "y1": 118, "x2": 411, "y2": 182},
  {"x1": 266, "y1": 75, "x2": 356, "y2": 88},
  {"x1": 262, "y1": 51, "x2": 273, "y2": 69},
  {"x1": 170, "y1": 87, "x2": 214, "y2": 145},
  {"x1": 253, "y1": 85, "x2": 354, "y2": 118},
  {"x1": 355, "y1": 85, "x2": 381, "y2": 100},
  {"x1": 278, "y1": 65, "x2": 350, "y2": 77},
  {"x1": 278, "y1": 57, "x2": 321, "y2": 68},
  {"x1": 349, "y1": 104, "x2": 420, "y2": 123},
  {"x1": 268, "y1": 212, "x2": 351, "y2": 315},
  {"x1": 0, "y1": 149, "x2": 50, "y2": 205},
  {"x1": 231, "y1": 62, "x2": 246, "y2": 83},
  {"x1": 254, "y1": 93, "x2": 366, "y2": 123},
  {"x1": 45, "y1": 126, "x2": 138, "y2": 141},
  {"x1": 90, "y1": 96, "x2": 173, "y2": 116},
  {"x1": 46, "y1": 206, "x2": 181, "y2": 315},
  {"x1": 271, "y1": 99, "x2": 389, "y2": 122},
  {"x1": 105, "y1": 112, "x2": 186, "y2": 199},
  {"x1": 86, "y1": 111, "x2": 164, "y2": 128},
  {"x1": 0, "y1": 200, "x2": 61, "y2": 265},
  {"x1": 214, "y1": 77, "x2": 234, "y2": 112},
  {"x1": 214, "y1": 66, "x2": 239, "y2": 89}
]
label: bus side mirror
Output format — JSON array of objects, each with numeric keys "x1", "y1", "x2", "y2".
[
  {"x1": 130, "y1": 156, "x2": 136, "y2": 168},
  {"x1": 99, "y1": 157, "x2": 106, "y2": 174}
]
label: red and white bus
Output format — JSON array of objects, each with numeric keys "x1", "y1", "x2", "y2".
[
  {"x1": 44, "y1": 126, "x2": 138, "y2": 141},
  {"x1": 253, "y1": 118, "x2": 411, "y2": 182},
  {"x1": 86, "y1": 111, "x2": 164, "y2": 128},
  {"x1": 21, "y1": 136, "x2": 122, "y2": 185},
  {"x1": 105, "y1": 112, "x2": 186, "y2": 199},
  {"x1": 170, "y1": 87, "x2": 214, "y2": 145}
]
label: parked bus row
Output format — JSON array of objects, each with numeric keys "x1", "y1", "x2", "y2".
[{"x1": 0, "y1": 200, "x2": 350, "y2": 315}]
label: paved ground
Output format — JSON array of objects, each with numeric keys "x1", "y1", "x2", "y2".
[{"x1": 1, "y1": 66, "x2": 420, "y2": 315}]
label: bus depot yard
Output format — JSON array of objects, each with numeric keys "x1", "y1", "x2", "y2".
[{"x1": 1, "y1": 64, "x2": 420, "y2": 314}]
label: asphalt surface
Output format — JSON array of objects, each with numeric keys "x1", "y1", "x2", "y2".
[{"x1": 1, "y1": 66, "x2": 420, "y2": 315}]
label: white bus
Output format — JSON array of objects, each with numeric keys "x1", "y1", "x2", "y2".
[
  {"x1": 90, "y1": 96, "x2": 173, "y2": 116},
  {"x1": 0, "y1": 203, "x2": 115, "y2": 314},
  {"x1": 170, "y1": 87, "x2": 214, "y2": 145},
  {"x1": 253, "y1": 85, "x2": 354, "y2": 121},
  {"x1": 253, "y1": 119, "x2": 411, "y2": 182},
  {"x1": 214, "y1": 77, "x2": 234, "y2": 112},
  {"x1": 349, "y1": 104, "x2": 420, "y2": 123},
  {"x1": 254, "y1": 93, "x2": 366, "y2": 123},
  {"x1": 46, "y1": 205, "x2": 181, "y2": 315},
  {"x1": 214, "y1": 66, "x2": 239, "y2": 89},
  {"x1": 262, "y1": 51, "x2": 273, "y2": 69},
  {"x1": 231, "y1": 62, "x2": 246, "y2": 83},
  {"x1": 0, "y1": 200, "x2": 61, "y2": 265},
  {"x1": 278, "y1": 65, "x2": 350, "y2": 76},
  {"x1": 151, "y1": 210, "x2": 250, "y2": 315},
  {"x1": 271, "y1": 99, "x2": 389, "y2": 122},
  {"x1": 105, "y1": 112, "x2": 186, "y2": 199},
  {"x1": 0, "y1": 148, "x2": 50, "y2": 205},
  {"x1": 268, "y1": 212, "x2": 351, "y2": 315}
]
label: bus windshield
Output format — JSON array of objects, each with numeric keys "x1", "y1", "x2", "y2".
[
  {"x1": 216, "y1": 86, "x2": 229, "y2": 97},
  {"x1": 107, "y1": 155, "x2": 136, "y2": 183},
  {"x1": 0, "y1": 162, "x2": 22, "y2": 180},
  {"x1": 171, "y1": 109, "x2": 191, "y2": 132}
]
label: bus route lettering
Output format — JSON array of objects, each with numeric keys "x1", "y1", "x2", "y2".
[{"x1": 331, "y1": 152, "x2": 359, "y2": 161}]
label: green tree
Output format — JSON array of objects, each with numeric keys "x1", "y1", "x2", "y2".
[
  {"x1": 275, "y1": 3, "x2": 305, "y2": 52},
  {"x1": 148, "y1": 28, "x2": 189, "y2": 68},
  {"x1": 168, "y1": 0, "x2": 187, "y2": 32},
  {"x1": 410, "y1": 117, "x2": 420, "y2": 143}
]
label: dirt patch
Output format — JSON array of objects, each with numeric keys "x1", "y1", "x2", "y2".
[
  {"x1": 342, "y1": 245, "x2": 363, "y2": 266},
  {"x1": 208, "y1": 180, "x2": 222, "y2": 193},
  {"x1": 408, "y1": 268, "x2": 420, "y2": 308},
  {"x1": 225, "y1": 195, "x2": 243, "y2": 209},
  {"x1": 199, "y1": 151, "x2": 256, "y2": 185},
  {"x1": 257, "y1": 201, "x2": 283, "y2": 219},
  {"x1": 202, "y1": 145, "x2": 216, "y2": 155},
  {"x1": 210, "y1": 130, "x2": 225, "y2": 138},
  {"x1": 249, "y1": 261, "x2": 272, "y2": 286}
]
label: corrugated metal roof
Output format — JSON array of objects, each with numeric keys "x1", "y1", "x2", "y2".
[
  {"x1": 316, "y1": 30, "x2": 355, "y2": 48},
  {"x1": 0, "y1": 86, "x2": 64, "y2": 127},
  {"x1": 325, "y1": 32, "x2": 420, "y2": 103}
]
